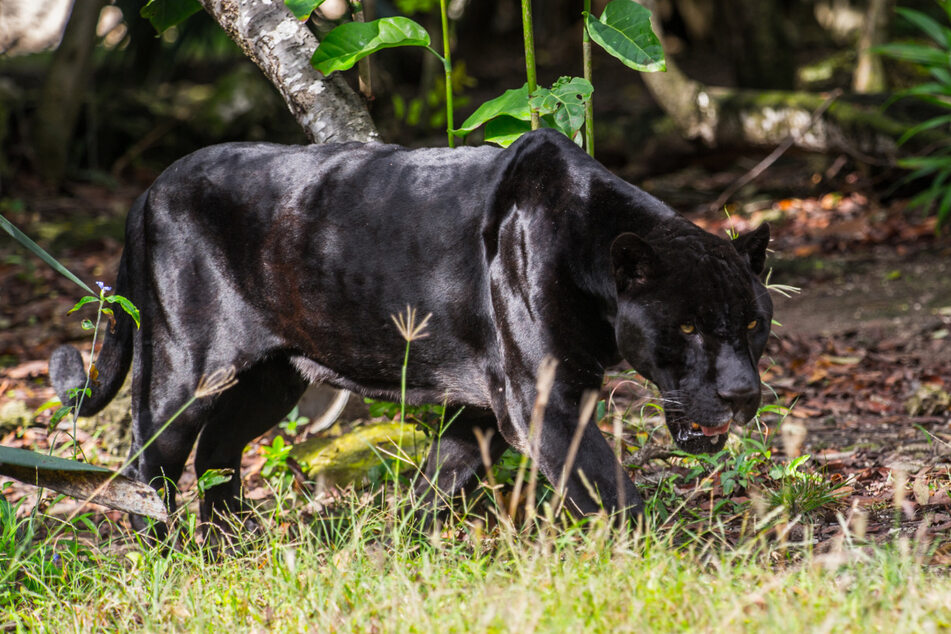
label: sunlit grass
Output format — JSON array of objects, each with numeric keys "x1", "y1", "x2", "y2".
[{"x1": 3, "y1": 476, "x2": 951, "y2": 633}]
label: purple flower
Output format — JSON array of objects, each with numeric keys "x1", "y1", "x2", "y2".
[{"x1": 96, "y1": 281, "x2": 112, "y2": 293}]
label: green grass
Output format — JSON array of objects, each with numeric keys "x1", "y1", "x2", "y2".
[{"x1": 3, "y1": 482, "x2": 951, "y2": 633}]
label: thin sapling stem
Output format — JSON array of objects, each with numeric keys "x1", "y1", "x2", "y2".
[
  {"x1": 439, "y1": 0, "x2": 455, "y2": 147},
  {"x1": 583, "y1": 0, "x2": 594, "y2": 155},
  {"x1": 521, "y1": 0, "x2": 540, "y2": 130}
]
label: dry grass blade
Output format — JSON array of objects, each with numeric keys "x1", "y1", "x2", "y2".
[
  {"x1": 612, "y1": 413, "x2": 626, "y2": 516},
  {"x1": 552, "y1": 390, "x2": 597, "y2": 517},
  {"x1": 521, "y1": 355, "x2": 558, "y2": 524}
]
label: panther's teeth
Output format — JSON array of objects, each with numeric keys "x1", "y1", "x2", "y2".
[{"x1": 709, "y1": 434, "x2": 719, "y2": 443}]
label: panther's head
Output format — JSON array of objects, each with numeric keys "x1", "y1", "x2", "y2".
[{"x1": 611, "y1": 223, "x2": 772, "y2": 454}]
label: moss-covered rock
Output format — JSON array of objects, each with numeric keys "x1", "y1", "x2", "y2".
[{"x1": 289, "y1": 422, "x2": 430, "y2": 489}]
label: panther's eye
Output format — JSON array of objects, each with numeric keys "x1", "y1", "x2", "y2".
[
  {"x1": 680, "y1": 323, "x2": 695, "y2": 334},
  {"x1": 747, "y1": 319, "x2": 758, "y2": 330}
]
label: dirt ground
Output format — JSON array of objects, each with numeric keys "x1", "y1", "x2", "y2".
[{"x1": 1, "y1": 157, "x2": 950, "y2": 550}]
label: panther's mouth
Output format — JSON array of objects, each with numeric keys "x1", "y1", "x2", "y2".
[
  {"x1": 689, "y1": 421, "x2": 731, "y2": 437},
  {"x1": 665, "y1": 414, "x2": 734, "y2": 453}
]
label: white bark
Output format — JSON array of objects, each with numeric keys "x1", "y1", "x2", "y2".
[{"x1": 197, "y1": 0, "x2": 379, "y2": 144}]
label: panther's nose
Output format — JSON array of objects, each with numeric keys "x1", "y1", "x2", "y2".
[
  {"x1": 717, "y1": 383, "x2": 760, "y2": 416},
  {"x1": 715, "y1": 344, "x2": 761, "y2": 418}
]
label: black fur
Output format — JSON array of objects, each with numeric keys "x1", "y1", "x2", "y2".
[{"x1": 50, "y1": 129, "x2": 771, "y2": 528}]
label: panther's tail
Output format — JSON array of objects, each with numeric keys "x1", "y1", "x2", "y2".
[{"x1": 49, "y1": 242, "x2": 135, "y2": 418}]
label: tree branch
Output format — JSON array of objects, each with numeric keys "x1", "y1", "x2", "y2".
[{"x1": 197, "y1": 0, "x2": 379, "y2": 144}]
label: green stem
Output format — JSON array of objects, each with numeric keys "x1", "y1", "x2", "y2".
[
  {"x1": 400, "y1": 342, "x2": 409, "y2": 427},
  {"x1": 396, "y1": 340, "x2": 410, "y2": 492},
  {"x1": 521, "y1": 0, "x2": 540, "y2": 130},
  {"x1": 583, "y1": 0, "x2": 594, "y2": 156},
  {"x1": 439, "y1": 0, "x2": 455, "y2": 147},
  {"x1": 71, "y1": 294, "x2": 105, "y2": 458}
]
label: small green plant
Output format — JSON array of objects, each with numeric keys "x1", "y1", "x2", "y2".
[
  {"x1": 261, "y1": 435, "x2": 294, "y2": 485},
  {"x1": 877, "y1": 0, "x2": 951, "y2": 228},
  {"x1": 279, "y1": 405, "x2": 309, "y2": 435},
  {"x1": 195, "y1": 468, "x2": 235, "y2": 500},
  {"x1": 763, "y1": 455, "x2": 850, "y2": 520}
]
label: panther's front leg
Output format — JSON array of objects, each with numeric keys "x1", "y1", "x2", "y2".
[{"x1": 495, "y1": 376, "x2": 645, "y2": 525}]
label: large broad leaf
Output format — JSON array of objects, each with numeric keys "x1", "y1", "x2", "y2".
[
  {"x1": 585, "y1": 0, "x2": 666, "y2": 73},
  {"x1": 285, "y1": 0, "x2": 327, "y2": 21},
  {"x1": 0, "y1": 446, "x2": 167, "y2": 522},
  {"x1": 529, "y1": 77, "x2": 593, "y2": 141},
  {"x1": 311, "y1": 17, "x2": 430, "y2": 75},
  {"x1": 454, "y1": 85, "x2": 533, "y2": 136},
  {"x1": 454, "y1": 84, "x2": 532, "y2": 137},
  {"x1": 140, "y1": 0, "x2": 202, "y2": 35},
  {"x1": 483, "y1": 116, "x2": 560, "y2": 148},
  {"x1": 483, "y1": 116, "x2": 533, "y2": 147},
  {"x1": 454, "y1": 82, "x2": 580, "y2": 147}
]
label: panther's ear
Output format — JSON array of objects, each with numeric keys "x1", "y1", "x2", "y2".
[
  {"x1": 732, "y1": 223, "x2": 770, "y2": 275},
  {"x1": 611, "y1": 233, "x2": 661, "y2": 293}
]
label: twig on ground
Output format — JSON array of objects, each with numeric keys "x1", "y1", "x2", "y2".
[
  {"x1": 624, "y1": 445, "x2": 677, "y2": 467},
  {"x1": 711, "y1": 89, "x2": 843, "y2": 212}
]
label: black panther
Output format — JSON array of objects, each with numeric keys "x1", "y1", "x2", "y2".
[{"x1": 50, "y1": 129, "x2": 772, "y2": 529}]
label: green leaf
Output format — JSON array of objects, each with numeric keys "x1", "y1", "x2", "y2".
[
  {"x1": 898, "y1": 82, "x2": 951, "y2": 100},
  {"x1": 896, "y1": 7, "x2": 950, "y2": 48},
  {"x1": 585, "y1": 0, "x2": 666, "y2": 73},
  {"x1": 140, "y1": 0, "x2": 202, "y2": 35},
  {"x1": 285, "y1": 0, "x2": 326, "y2": 21},
  {"x1": 483, "y1": 116, "x2": 533, "y2": 147},
  {"x1": 66, "y1": 387, "x2": 92, "y2": 400},
  {"x1": 898, "y1": 155, "x2": 951, "y2": 170},
  {"x1": 81, "y1": 319, "x2": 94, "y2": 331},
  {"x1": 898, "y1": 113, "x2": 951, "y2": 145},
  {"x1": 49, "y1": 405, "x2": 73, "y2": 429},
  {"x1": 196, "y1": 468, "x2": 234, "y2": 499},
  {"x1": 929, "y1": 67, "x2": 951, "y2": 87},
  {"x1": 104, "y1": 294, "x2": 141, "y2": 329},
  {"x1": 311, "y1": 17, "x2": 430, "y2": 75},
  {"x1": 454, "y1": 84, "x2": 532, "y2": 137},
  {"x1": 876, "y1": 42, "x2": 950, "y2": 67},
  {"x1": 0, "y1": 214, "x2": 96, "y2": 296},
  {"x1": 529, "y1": 76, "x2": 593, "y2": 140},
  {"x1": 67, "y1": 295, "x2": 100, "y2": 315},
  {"x1": 938, "y1": 183, "x2": 951, "y2": 227}
]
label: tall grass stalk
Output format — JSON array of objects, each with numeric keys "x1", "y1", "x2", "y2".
[{"x1": 390, "y1": 306, "x2": 432, "y2": 494}]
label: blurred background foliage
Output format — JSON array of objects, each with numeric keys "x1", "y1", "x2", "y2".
[{"x1": 0, "y1": 0, "x2": 949, "y2": 223}]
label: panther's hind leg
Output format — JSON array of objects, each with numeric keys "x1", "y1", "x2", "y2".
[
  {"x1": 413, "y1": 407, "x2": 508, "y2": 529},
  {"x1": 193, "y1": 356, "x2": 308, "y2": 526},
  {"x1": 125, "y1": 357, "x2": 208, "y2": 537}
]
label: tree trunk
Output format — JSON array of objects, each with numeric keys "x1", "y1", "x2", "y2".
[
  {"x1": 196, "y1": 0, "x2": 379, "y2": 144},
  {"x1": 196, "y1": 0, "x2": 382, "y2": 423},
  {"x1": 720, "y1": 0, "x2": 795, "y2": 90},
  {"x1": 32, "y1": 0, "x2": 108, "y2": 185},
  {"x1": 853, "y1": 0, "x2": 892, "y2": 93}
]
